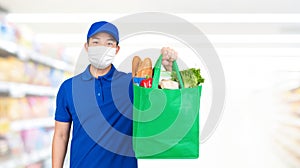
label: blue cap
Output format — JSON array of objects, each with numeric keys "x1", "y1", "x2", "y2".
[{"x1": 87, "y1": 21, "x2": 119, "y2": 43}]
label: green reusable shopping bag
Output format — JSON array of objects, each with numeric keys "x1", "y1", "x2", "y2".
[{"x1": 133, "y1": 55, "x2": 202, "y2": 159}]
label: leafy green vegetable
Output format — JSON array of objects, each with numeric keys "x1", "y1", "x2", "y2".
[{"x1": 171, "y1": 68, "x2": 205, "y2": 88}]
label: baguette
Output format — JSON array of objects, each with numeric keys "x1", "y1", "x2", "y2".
[
  {"x1": 132, "y1": 57, "x2": 153, "y2": 78},
  {"x1": 138, "y1": 58, "x2": 152, "y2": 71},
  {"x1": 136, "y1": 57, "x2": 152, "y2": 78},
  {"x1": 136, "y1": 67, "x2": 153, "y2": 78},
  {"x1": 132, "y1": 56, "x2": 141, "y2": 77}
]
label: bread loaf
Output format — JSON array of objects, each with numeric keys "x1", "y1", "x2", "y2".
[
  {"x1": 132, "y1": 56, "x2": 153, "y2": 78},
  {"x1": 132, "y1": 56, "x2": 141, "y2": 77},
  {"x1": 136, "y1": 67, "x2": 153, "y2": 78}
]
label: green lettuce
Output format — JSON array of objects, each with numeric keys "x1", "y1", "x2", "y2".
[{"x1": 171, "y1": 68, "x2": 204, "y2": 88}]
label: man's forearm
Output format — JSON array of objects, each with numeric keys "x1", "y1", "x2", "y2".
[{"x1": 52, "y1": 133, "x2": 69, "y2": 168}]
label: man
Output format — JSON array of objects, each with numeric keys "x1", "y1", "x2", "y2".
[{"x1": 52, "y1": 21, "x2": 177, "y2": 168}]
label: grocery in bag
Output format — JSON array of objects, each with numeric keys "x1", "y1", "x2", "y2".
[{"x1": 132, "y1": 55, "x2": 203, "y2": 159}]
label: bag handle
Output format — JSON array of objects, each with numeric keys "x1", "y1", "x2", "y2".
[{"x1": 152, "y1": 54, "x2": 184, "y2": 89}]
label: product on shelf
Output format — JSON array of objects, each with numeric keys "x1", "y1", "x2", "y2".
[
  {"x1": 0, "y1": 20, "x2": 18, "y2": 43},
  {"x1": 0, "y1": 57, "x2": 9, "y2": 81},
  {"x1": 24, "y1": 61, "x2": 37, "y2": 84},
  {"x1": 21, "y1": 128, "x2": 52, "y2": 153},
  {"x1": 27, "y1": 97, "x2": 50, "y2": 118},
  {"x1": 0, "y1": 136, "x2": 10, "y2": 157},
  {"x1": 0, "y1": 97, "x2": 20, "y2": 120},
  {"x1": 0, "y1": 56, "x2": 25, "y2": 83},
  {"x1": 0, "y1": 96, "x2": 52, "y2": 121},
  {"x1": 0, "y1": 97, "x2": 10, "y2": 120},
  {"x1": 0, "y1": 55, "x2": 68, "y2": 87},
  {"x1": 17, "y1": 25, "x2": 34, "y2": 50},
  {"x1": 6, "y1": 132, "x2": 24, "y2": 156},
  {"x1": 9, "y1": 56, "x2": 26, "y2": 83},
  {"x1": 31, "y1": 64, "x2": 51, "y2": 86},
  {"x1": 0, "y1": 119, "x2": 10, "y2": 135},
  {"x1": 49, "y1": 68, "x2": 64, "y2": 87}
]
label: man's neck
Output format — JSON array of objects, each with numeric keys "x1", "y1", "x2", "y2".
[{"x1": 90, "y1": 64, "x2": 112, "y2": 78}]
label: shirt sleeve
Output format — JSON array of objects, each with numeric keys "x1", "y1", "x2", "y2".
[{"x1": 54, "y1": 82, "x2": 72, "y2": 122}]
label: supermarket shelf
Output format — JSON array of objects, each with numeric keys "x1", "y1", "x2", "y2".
[
  {"x1": 0, "y1": 40, "x2": 74, "y2": 72},
  {"x1": 10, "y1": 117, "x2": 54, "y2": 131},
  {"x1": 0, "y1": 81, "x2": 58, "y2": 97},
  {"x1": 0, "y1": 40, "x2": 18, "y2": 54},
  {"x1": 29, "y1": 50, "x2": 74, "y2": 72},
  {"x1": 0, "y1": 148, "x2": 50, "y2": 168}
]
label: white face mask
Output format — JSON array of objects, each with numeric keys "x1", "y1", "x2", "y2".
[{"x1": 87, "y1": 46, "x2": 117, "y2": 69}]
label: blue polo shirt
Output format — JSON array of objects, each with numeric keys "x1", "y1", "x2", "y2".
[{"x1": 55, "y1": 65, "x2": 137, "y2": 168}]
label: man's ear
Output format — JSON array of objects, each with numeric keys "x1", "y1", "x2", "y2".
[
  {"x1": 84, "y1": 43, "x2": 88, "y2": 52},
  {"x1": 116, "y1": 45, "x2": 120, "y2": 54}
]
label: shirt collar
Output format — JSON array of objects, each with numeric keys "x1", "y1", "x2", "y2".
[
  {"x1": 98, "y1": 65, "x2": 116, "y2": 81},
  {"x1": 81, "y1": 64, "x2": 116, "y2": 81}
]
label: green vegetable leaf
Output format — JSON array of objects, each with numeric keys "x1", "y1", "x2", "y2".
[{"x1": 171, "y1": 68, "x2": 205, "y2": 88}]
